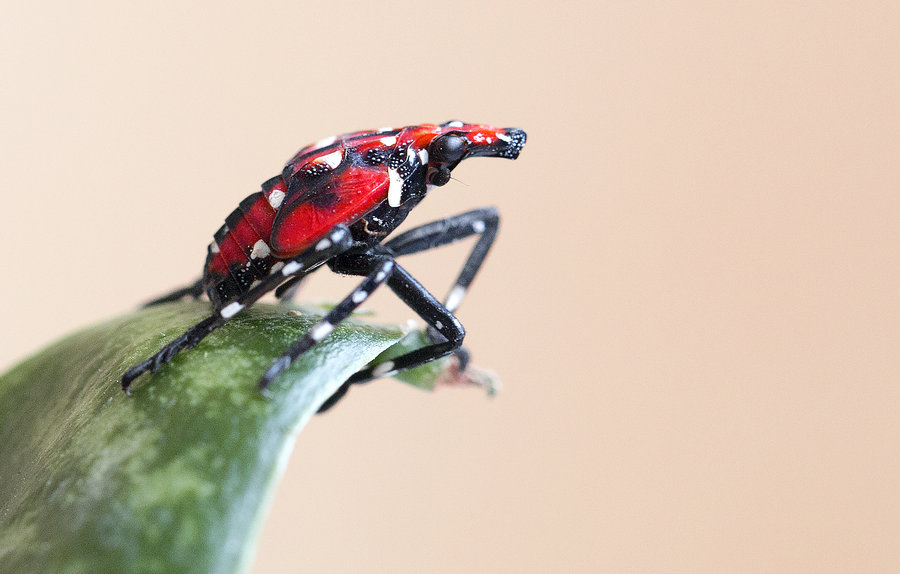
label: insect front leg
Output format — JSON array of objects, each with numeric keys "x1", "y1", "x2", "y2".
[
  {"x1": 120, "y1": 225, "x2": 354, "y2": 394},
  {"x1": 384, "y1": 207, "x2": 499, "y2": 311},
  {"x1": 317, "y1": 262, "x2": 465, "y2": 412},
  {"x1": 256, "y1": 252, "x2": 395, "y2": 394},
  {"x1": 383, "y1": 206, "x2": 499, "y2": 368}
]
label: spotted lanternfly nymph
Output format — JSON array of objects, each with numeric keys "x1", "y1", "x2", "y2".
[{"x1": 122, "y1": 121, "x2": 527, "y2": 411}]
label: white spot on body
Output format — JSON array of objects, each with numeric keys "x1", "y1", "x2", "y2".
[
  {"x1": 418, "y1": 149, "x2": 429, "y2": 164},
  {"x1": 319, "y1": 149, "x2": 343, "y2": 169},
  {"x1": 250, "y1": 239, "x2": 271, "y2": 259},
  {"x1": 220, "y1": 302, "x2": 244, "y2": 318},
  {"x1": 445, "y1": 284, "x2": 467, "y2": 312},
  {"x1": 250, "y1": 280, "x2": 262, "y2": 289},
  {"x1": 372, "y1": 361, "x2": 395, "y2": 377},
  {"x1": 387, "y1": 167, "x2": 403, "y2": 207},
  {"x1": 406, "y1": 146, "x2": 416, "y2": 164},
  {"x1": 270, "y1": 261, "x2": 285, "y2": 274},
  {"x1": 309, "y1": 321, "x2": 334, "y2": 341},
  {"x1": 447, "y1": 121, "x2": 464, "y2": 128},
  {"x1": 496, "y1": 132, "x2": 512, "y2": 143},
  {"x1": 435, "y1": 320, "x2": 444, "y2": 330},
  {"x1": 472, "y1": 220, "x2": 486, "y2": 233},
  {"x1": 379, "y1": 136, "x2": 397, "y2": 146},
  {"x1": 314, "y1": 135, "x2": 337, "y2": 148},
  {"x1": 315, "y1": 238, "x2": 331, "y2": 251},
  {"x1": 282, "y1": 261, "x2": 302, "y2": 275},
  {"x1": 268, "y1": 189, "x2": 285, "y2": 210},
  {"x1": 375, "y1": 270, "x2": 387, "y2": 282},
  {"x1": 210, "y1": 242, "x2": 220, "y2": 254},
  {"x1": 378, "y1": 126, "x2": 394, "y2": 133},
  {"x1": 352, "y1": 290, "x2": 367, "y2": 304}
]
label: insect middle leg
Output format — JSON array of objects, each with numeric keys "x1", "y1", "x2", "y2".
[
  {"x1": 120, "y1": 225, "x2": 354, "y2": 394},
  {"x1": 317, "y1": 261, "x2": 466, "y2": 412},
  {"x1": 256, "y1": 252, "x2": 396, "y2": 393}
]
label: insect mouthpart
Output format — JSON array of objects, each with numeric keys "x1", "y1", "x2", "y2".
[
  {"x1": 496, "y1": 128, "x2": 527, "y2": 159},
  {"x1": 465, "y1": 128, "x2": 527, "y2": 160}
]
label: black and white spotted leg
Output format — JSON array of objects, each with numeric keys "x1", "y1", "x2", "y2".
[
  {"x1": 120, "y1": 225, "x2": 354, "y2": 394},
  {"x1": 273, "y1": 274, "x2": 305, "y2": 301},
  {"x1": 382, "y1": 206, "x2": 499, "y2": 369},
  {"x1": 317, "y1": 262, "x2": 466, "y2": 412},
  {"x1": 384, "y1": 206, "x2": 499, "y2": 315},
  {"x1": 256, "y1": 254, "x2": 395, "y2": 394},
  {"x1": 142, "y1": 278, "x2": 205, "y2": 307},
  {"x1": 319, "y1": 209, "x2": 497, "y2": 412}
]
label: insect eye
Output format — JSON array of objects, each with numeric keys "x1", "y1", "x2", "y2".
[{"x1": 430, "y1": 135, "x2": 466, "y2": 163}]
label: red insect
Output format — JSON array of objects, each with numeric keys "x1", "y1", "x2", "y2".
[{"x1": 122, "y1": 121, "x2": 527, "y2": 410}]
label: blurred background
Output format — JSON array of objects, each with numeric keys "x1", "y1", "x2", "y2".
[{"x1": 2, "y1": 1, "x2": 899, "y2": 572}]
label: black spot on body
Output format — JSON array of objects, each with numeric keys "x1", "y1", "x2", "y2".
[
  {"x1": 209, "y1": 272, "x2": 242, "y2": 306},
  {"x1": 303, "y1": 184, "x2": 340, "y2": 208},
  {"x1": 230, "y1": 263, "x2": 257, "y2": 290},
  {"x1": 261, "y1": 174, "x2": 283, "y2": 193},
  {"x1": 387, "y1": 143, "x2": 410, "y2": 169},
  {"x1": 213, "y1": 223, "x2": 228, "y2": 245},
  {"x1": 300, "y1": 163, "x2": 334, "y2": 178},
  {"x1": 224, "y1": 206, "x2": 245, "y2": 230},
  {"x1": 365, "y1": 148, "x2": 389, "y2": 166},
  {"x1": 238, "y1": 193, "x2": 261, "y2": 213},
  {"x1": 401, "y1": 177, "x2": 427, "y2": 204}
]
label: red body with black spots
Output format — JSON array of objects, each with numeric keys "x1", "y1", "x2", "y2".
[
  {"x1": 123, "y1": 121, "x2": 526, "y2": 407},
  {"x1": 203, "y1": 122, "x2": 525, "y2": 307}
]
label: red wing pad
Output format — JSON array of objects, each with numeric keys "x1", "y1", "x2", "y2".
[{"x1": 270, "y1": 165, "x2": 389, "y2": 257}]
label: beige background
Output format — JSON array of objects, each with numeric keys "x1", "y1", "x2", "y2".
[{"x1": 2, "y1": 1, "x2": 899, "y2": 572}]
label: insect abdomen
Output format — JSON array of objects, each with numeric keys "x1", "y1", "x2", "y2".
[{"x1": 203, "y1": 188, "x2": 279, "y2": 307}]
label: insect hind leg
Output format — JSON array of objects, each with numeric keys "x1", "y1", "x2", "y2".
[
  {"x1": 120, "y1": 225, "x2": 354, "y2": 394},
  {"x1": 142, "y1": 278, "x2": 205, "y2": 307}
]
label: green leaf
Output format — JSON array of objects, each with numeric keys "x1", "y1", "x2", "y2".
[{"x1": 0, "y1": 301, "x2": 406, "y2": 574}]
